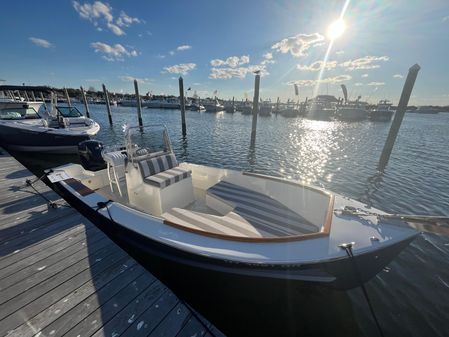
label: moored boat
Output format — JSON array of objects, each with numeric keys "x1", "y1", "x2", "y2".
[
  {"x1": 48, "y1": 124, "x2": 424, "y2": 293},
  {"x1": 370, "y1": 100, "x2": 394, "y2": 121}
]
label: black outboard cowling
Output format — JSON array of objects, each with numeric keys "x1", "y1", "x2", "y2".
[{"x1": 78, "y1": 140, "x2": 107, "y2": 171}]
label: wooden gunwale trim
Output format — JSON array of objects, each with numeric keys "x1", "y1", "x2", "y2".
[{"x1": 66, "y1": 177, "x2": 334, "y2": 243}]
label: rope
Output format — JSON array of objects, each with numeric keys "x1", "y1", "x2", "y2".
[
  {"x1": 339, "y1": 243, "x2": 385, "y2": 337},
  {"x1": 24, "y1": 170, "x2": 71, "y2": 209}
]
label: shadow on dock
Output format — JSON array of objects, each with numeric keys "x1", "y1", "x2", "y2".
[{"x1": 0, "y1": 149, "x2": 218, "y2": 337}]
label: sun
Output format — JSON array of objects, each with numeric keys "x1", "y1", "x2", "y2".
[{"x1": 327, "y1": 19, "x2": 346, "y2": 40}]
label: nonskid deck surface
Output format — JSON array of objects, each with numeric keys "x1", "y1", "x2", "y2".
[{"x1": 163, "y1": 181, "x2": 320, "y2": 239}]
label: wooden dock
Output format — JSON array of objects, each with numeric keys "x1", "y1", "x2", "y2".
[{"x1": 0, "y1": 148, "x2": 223, "y2": 337}]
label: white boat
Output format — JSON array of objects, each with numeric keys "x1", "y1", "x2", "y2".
[
  {"x1": 0, "y1": 86, "x2": 100, "y2": 153},
  {"x1": 203, "y1": 99, "x2": 224, "y2": 112},
  {"x1": 147, "y1": 98, "x2": 181, "y2": 109},
  {"x1": 306, "y1": 95, "x2": 337, "y2": 120},
  {"x1": 48, "y1": 124, "x2": 427, "y2": 291},
  {"x1": 370, "y1": 100, "x2": 394, "y2": 121},
  {"x1": 335, "y1": 101, "x2": 369, "y2": 121},
  {"x1": 259, "y1": 101, "x2": 272, "y2": 116}
]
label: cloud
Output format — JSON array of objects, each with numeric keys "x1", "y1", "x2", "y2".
[
  {"x1": 29, "y1": 37, "x2": 53, "y2": 48},
  {"x1": 176, "y1": 45, "x2": 192, "y2": 51},
  {"x1": 443, "y1": 16, "x2": 449, "y2": 22},
  {"x1": 169, "y1": 51, "x2": 175, "y2": 56},
  {"x1": 340, "y1": 56, "x2": 389, "y2": 70},
  {"x1": 287, "y1": 74, "x2": 352, "y2": 87},
  {"x1": 361, "y1": 73, "x2": 368, "y2": 78},
  {"x1": 119, "y1": 75, "x2": 148, "y2": 83},
  {"x1": 90, "y1": 42, "x2": 138, "y2": 61},
  {"x1": 271, "y1": 33, "x2": 324, "y2": 57},
  {"x1": 297, "y1": 60, "x2": 337, "y2": 71},
  {"x1": 393, "y1": 74, "x2": 403, "y2": 78},
  {"x1": 367, "y1": 81, "x2": 385, "y2": 86},
  {"x1": 354, "y1": 82, "x2": 363, "y2": 86},
  {"x1": 209, "y1": 65, "x2": 268, "y2": 79},
  {"x1": 116, "y1": 11, "x2": 141, "y2": 27},
  {"x1": 73, "y1": 1, "x2": 141, "y2": 36},
  {"x1": 335, "y1": 50, "x2": 344, "y2": 55},
  {"x1": 163, "y1": 63, "x2": 197, "y2": 75},
  {"x1": 210, "y1": 55, "x2": 250, "y2": 68},
  {"x1": 263, "y1": 52, "x2": 273, "y2": 60},
  {"x1": 106, "y1": 22, "x2": 125, "y2": 36}
]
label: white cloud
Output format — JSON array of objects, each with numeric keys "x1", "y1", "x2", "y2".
[
  {"x1": 340, "y1": 56, "x2": 389, "y2": 70},
  {"x1": 354, "y1": 82, "x2": 363, "y2": 86},
  {"x1": 209, "y1": 65, "x2": 268, "y2": 79},
  {"x1": 361, "y1": 73, "x2": 368, "y2": 78},
  {"x1": 367, "y1": 81, "x2": 385, "y2": 86},
  {"x1": 163, "y1": 63, "x2": 197, "y2": 75},
  {"x1": 271, "y1": 33, "x2": 324, "y2": 57},
  {"x1": 263, "y1": 52, "x2": 273, "y2": 60},
  {"x1": 106, "y1": 22, "x2": 125, "y2": 36},
  {"x1": 297, "y1": 60, "x2": 337, "y2": 71},
  {"x1": 90, "y1": 42, "x2": 138, "y2": 61},
  {"x1": 119, "y1": 75, "x2": 148, "y2": 83},
  {"x1": 287, "y1": 74, "x2": 352, "y2": 87},
  {"x1": 335, "y1": 50, "x2": 344, "y2": 55},
  {"x1": 393, "y1": 74, "x2": 403, "y2": 79},
  {"x1": 176, "y1": 45, "x2": 192, "y2": 51},
  {"x1": 210, "y1": 55, "x2": 250, "y2": 68},
  {"x1": 29, "y1": 37, "x2": 53, "y2": 48},
  {"x1": 116, "y1": 11, "x2": 141, "y2": 27},
  {"x1": 73, "y1": 1, "x2": 141, "y2": 36},
  {"x1": 169, "y1": 51, "x2": 175, "y2": 56}
]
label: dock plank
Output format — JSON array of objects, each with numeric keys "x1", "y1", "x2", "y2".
[{"x1": 0, "y1": 148, "x2": 222, "y2": 337}]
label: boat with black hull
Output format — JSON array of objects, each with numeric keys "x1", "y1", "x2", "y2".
[{"x1": 47, "y1": 124, "x2": 442, "y2": 295}]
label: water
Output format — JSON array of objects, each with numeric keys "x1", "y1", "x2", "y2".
[{"x1": 13, "y1": 104, "x2": 449, "y2": 336}]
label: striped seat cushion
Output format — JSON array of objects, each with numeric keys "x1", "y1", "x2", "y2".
[
  {"x1": 138, "y1": 153, "x2": 178, "y2": 178},
  {"x1": 207, "y1": 181, "x2": 319, "y2": 235},
  {"x1": 144, "y1": 167, "x2": 191, "y2": 189}
]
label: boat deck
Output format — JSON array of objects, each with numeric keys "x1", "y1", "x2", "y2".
[{"x1": 0, "y1": 148, "x2": 224, "y2": 337}]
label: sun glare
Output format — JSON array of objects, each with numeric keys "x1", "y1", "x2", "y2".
[{"x1": 327, "y1": 19, "x2": 346, "y2": 40}]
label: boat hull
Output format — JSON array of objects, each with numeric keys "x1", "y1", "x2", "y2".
[
  {"x1": 53, "y1": 179, "x2": 417, "y2": 291},
  {"x1": 0, "y1": 124, "x2": 92, "y2": 154}
]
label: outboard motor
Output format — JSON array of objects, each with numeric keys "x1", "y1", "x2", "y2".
[{"x1": 78, "y1": 140, "x2": 107, "y2": 171}]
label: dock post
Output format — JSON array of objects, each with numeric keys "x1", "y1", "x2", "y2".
[
  {"x1": 250, "y1": 73, "x2": 261, "y2": 147},
  {"x1": 80, "y1": 86, "x2": 90, "y2": 118},
  {"x1": 102, "y1": 84, "x2": 113, "y2": 126},
  {"x1": 276, "y1": 97, "x2": 280, "y2": 114},
  {"x1": 133, "y1": 79, "x2": 143, "y2": 127},
  {"x1": 64, "y1": 87, "x2": 72, "y2": 107},
  {"x1": 378, "y1": 64, "x2": 420, "y2": 171},
  {"x1": 179, "y1": 76, "x2": 187, "y2": 137}
]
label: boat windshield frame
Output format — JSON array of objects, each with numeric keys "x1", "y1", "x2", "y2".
[
  {"x1": 55, "y1": 106, "x2": 84, "y2": 118},
  {"x1": 125, "y1": 124, "x2": 174, "y2": 166},
  {"x1": 0, "y1": 106, "x2": 41, "y2": 120}
]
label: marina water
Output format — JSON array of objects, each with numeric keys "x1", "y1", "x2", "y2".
[{"x1": 14, "y1": 104, "x2": 449, "y2": 336}]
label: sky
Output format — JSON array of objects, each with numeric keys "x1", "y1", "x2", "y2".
[{"x1": 1, "y1": 0, "x2": 448, "y2": 105}]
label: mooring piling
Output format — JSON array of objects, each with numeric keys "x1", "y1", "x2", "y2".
[
  {"x1": 378, "y1": 64, "x2": 421, "y2": 171},
  {"x1": 64, "y1": 87, "x2": 72, "y2": 107},
  {"x1": 102, "y1": 83, "x2": 113, "y2": 126},
  {"x1": 179, "y1": 76, "x2": 187, "y2": 137},
  {"x1": 250, "y1": 72, "x2": 261, "y2": 147},
  {"x1": 133, "y1": 79, "x2": 143, "y2": 127},
  {"x1": 80, "y1": 86, "x2": 90, "y2": 118}
]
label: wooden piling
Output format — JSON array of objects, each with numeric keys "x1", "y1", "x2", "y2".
[
  {"x1": 250, "y1": 73, "x2": 261, "y2": 147},
  {"x1": 80, "y1": 86, "x2": 90, "y2": 118},
  {"x1": 276, "y1": 97, "x2": 280, "y2": 114},
  {"x1": 378, "y1": 64, "x2": 420, "y2": 171},
  {"x1": 102, "y1": 84, "x2": 113, "y2": 126},
  {"x1": 179, "y1": 77, "x2": 187, "y2": 137},
  {"x1": 133, "y1": 79, "x2": 143, "y2": 127},
  {"x1": 64, "y1": 87, "x2": 72, "y2": 107}
]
